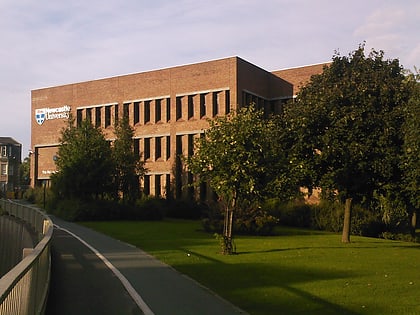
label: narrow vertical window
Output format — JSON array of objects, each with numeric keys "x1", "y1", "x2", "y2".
[
  {"x1": 200, "y1": 93, "x2": 206, "y2": 118},
  {"x1": 105, "y1": 106, "x2": 111, "y2": 127},
  {"x1": 123, "y1": 103, "x2": 130, "y2": 119},
  {"x1": 188, "y1": 95, "x2": 194, "y2": 119},
  {"x1": 86, "y1": 108, "x2": 92, "y2": 123},
  {"x1": 155, "y1": 137, "x2": 162, "y2": 160},
  {"x1": 155, "y1": 174, "x2": 161, "y2": 197},
  {"x1": 134, "y1": 102, "x2": 140, "y2": 124},
  {"x1": 95, "y1": 107, "x2": 101, "y2": 127},
  {"x1": 144, "y1": 101, "x2": 151, "y2": 123},
  {"x1": 166, "y1": 136, "x2": 171, "y2": 160},
  {"x1": 212, "y1": 92, "x2": 219, "y2": 116},
  {"x1": 143, "y1": 175, "x2": 150, "y2": 196},
  {"x1": 114, "y1": 104, "x2": 119, "y2": 124},
  {"x1": 166, "y1": 98, "x2": 171, "y2": 122},
  {"x1": 155, "y1": 99, "x2": 162, "y2": 123},
  {"x1": 176, "y1": 97, "x2": 182, "y2": 120},
  {"x1": 77, "y1": 109, "x2": 83, "y2": 126},
  {"x1": 144, "y1": 138, "x2": 151, "y2": 160},
  {"x1": 225, "y1": 90, "x2": 231, "y2": 114}
]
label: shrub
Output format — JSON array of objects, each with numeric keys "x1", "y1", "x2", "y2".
[
  {"x1": 263, "y1": 199, "x2": 312, "y2": 228},
  {"x1": 165, "y1": 199, "x2": 205, "y2": 219}
]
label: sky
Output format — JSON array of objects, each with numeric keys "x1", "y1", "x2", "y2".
[{"x1": 0, "y1": 0, "x2": 419, "y2": 156}]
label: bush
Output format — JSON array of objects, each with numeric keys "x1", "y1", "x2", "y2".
[
  {"x1": 165, "y1": 199, "x2": 205, "y2": 219},
  {"x1": 263, "y1": 199, "x2": 312, "y2": 228}
]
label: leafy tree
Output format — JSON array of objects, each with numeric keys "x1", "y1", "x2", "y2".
[
  {"x1": 19, "y1": 156, "x2": 31, "y2": 187},
  {"x1": 112, "y1": 116, "x2": 146, "y2": 204},
  {"x1": 187, "y1": 105, "x2": 298, "y2": 254},
  {"x1": 401, "y1": 69, "x2": 420, "y2": 235},
  {"x1": 51, "y1": 117, "x2": 114, "y2": 201},
  {"x1": 284, "y1": 45, "x2": 412, "y2": 242}
]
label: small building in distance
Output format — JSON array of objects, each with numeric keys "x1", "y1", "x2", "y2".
[
  {"x1": 30, "y1": 56, "x2": 329, "y2": 201},
  {"x1": 0, "y1": 137, "x2": 22, "y2": 197}
]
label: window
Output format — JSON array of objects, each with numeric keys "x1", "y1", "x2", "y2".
[
  {"x1": 134, "y1": 102, "x2": 140, "y2": 124},
  {"x1": 200, "y1": 93, "x2": 206, "y2": 118},
  {"x1": 188, "y1": 134, "x2": 194, "y2": 156},
  {"x1": 166, "y1": 98, "x2": 171, "y2": 122},
  {"x1": 155, "y1": 137, "x2": 162, "y2": 160},
  {"x1": 1, "y1": 146, "x2": 6, "y2": 157},
  {"x1": 155, "y1": 174, "x2": 161, "y2": 196},
  {"x1": 77, "y1": 109, "x2": 83, "y2": 126},
  {"x1": 114, "y1": 105, "x2": 119, "y2": 124},
  {"x1": 123, "y1": 103, "x2": 130, "y2": 119},
  {"x1": 188, "y1": 95, "x2": 194, "y2": 119},
  {"x1": 105, "y1": 106, "x2": 111, "y2": 127},
  {"x1": 166, "y1": 136, "x2": 171, "y2": 159},
  {"x1": 144, "y1": 138, "x2": 151, "y2": 160},
  {"x1": 86, "y1": 108, "x2": 92, "y2": 123},
  {"x1": 95, "y1": 107, "x2": 101, "y2": 127},
  {"x1": 155, "y1": 99, "x2": 162, "y2": 123},
  {"x1": 225, "y1": 90, "x2": 231, "y2": 114},
  {"x1": 143, "y1": 175, "x2": 150, "y2": 195},
  {"x1": 144, "y1": 101, "x2": 151, "y2": 123},
  {"x1": 176, "y1": 97, "x2": 182, "y2": 120},
  {"x1": 1, "y1": 164, "x2": 7, "y2": 175},
  {"x1": 212, "y1": 92, "x2": 219, "y2": 116}
]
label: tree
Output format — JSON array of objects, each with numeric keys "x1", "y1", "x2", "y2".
[
  {"x1": 112, "y1": 116, "x2": 146, "y2": 204},
  {"x1": 401, "y1": 69, "x2": 420, "y2": 236},
  {"x1": 187, "y1": 105, "x2": 298, "y2": 254},
  {"x1": 284, "y1": 45, "x2": 412, "y2": 242},
  {"x1": 19, "y1": 156, "x2": 31, "y2": 187},
  {"x1": 51, "y1": 117, "x2": 114, "y2": 201}
]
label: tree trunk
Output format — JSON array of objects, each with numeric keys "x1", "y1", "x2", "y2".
[
  {"x1": 341, "y1": 198, "x2": 352, "y2": 243},
  {"x1": 222, "y1": 199, "x2": 235, "y2": 255},
  {"x1": 410, "y1": 211, "x2": 417, "y2": 238}
]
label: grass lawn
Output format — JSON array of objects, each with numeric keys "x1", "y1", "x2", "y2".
[{"x1": 81, "y1": 220, "x2": 420, "y2": 315}]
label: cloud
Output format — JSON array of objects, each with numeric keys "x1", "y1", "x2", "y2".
[{"x1": 353, "y1": 3, "x2": 420, "y2": 68}]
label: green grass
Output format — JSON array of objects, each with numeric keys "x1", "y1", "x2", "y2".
[{"x1": 81, "y1": 220, "x2": 420, "y2": 315}]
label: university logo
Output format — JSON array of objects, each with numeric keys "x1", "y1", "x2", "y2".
[
  {"x1": 35, "y1": 105, "x2": 71, "y2": 126},
  {"x1": 35, "y1": 108, "x2": 46, "y2": 125}
]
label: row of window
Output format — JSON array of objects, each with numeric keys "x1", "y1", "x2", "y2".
[
  {"x1": 131, "y1": 132, "x2": 202, "y2": 162},
  {"x1": 76, "y1": 89, "x2": 231, "y2": 128}
]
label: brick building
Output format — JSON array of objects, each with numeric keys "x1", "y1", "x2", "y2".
[
  {"x1": 30, "y1": 56, "x2": 327, "y2": 200},
  {"x1": 0, "y1": 137, "x2": 22, "y2": 196}
]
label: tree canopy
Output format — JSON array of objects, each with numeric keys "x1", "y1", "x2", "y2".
[
  {"x1": 187, "y1": 105, "x2": 299, "y2": 253},
  {"x1": 284, "y1": 46, "x2": 410, "y2": 202},
  {"x1": 51, "y1": 118, "x2": 114, "y2": 201},
  {"x1": 282, "y1": 45, "x2": 416, "y2": 241},
  {"x1": 112, "y1": 116, "x2": 146, "y2": 204}
]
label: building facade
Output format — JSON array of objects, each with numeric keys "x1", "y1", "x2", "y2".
[
  {"x1": 30, "y1": 56, "x2": 327, "y2": 200},
  {"x1": 0, "y1": 137, "x2": 22, "y2": 196}
]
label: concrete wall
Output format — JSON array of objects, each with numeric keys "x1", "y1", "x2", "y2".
[{"x1": 0, "y1": 215, "x2": 37, "y2": 278}]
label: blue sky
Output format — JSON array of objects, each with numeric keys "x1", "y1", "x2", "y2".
[{"x1": 0, "y1": 0, "x2": 419, "y2": 155}]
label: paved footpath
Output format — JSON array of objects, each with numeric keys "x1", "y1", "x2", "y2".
[{"x1": 46, "y1": 216, "x2": 248, "y2": 315}]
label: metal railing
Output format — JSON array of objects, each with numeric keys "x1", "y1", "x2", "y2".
[{"x1": 0, "y1": 199, "x2": 53, "y2": 315}]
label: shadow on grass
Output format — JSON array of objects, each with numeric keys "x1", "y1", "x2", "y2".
[{"x1": 173, "y1": 252, "x2": 362, "y2": 315}]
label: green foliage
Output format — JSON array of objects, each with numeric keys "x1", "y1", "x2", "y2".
[
  {"x1": 187, "y1": 105, "x2": 299, "y2": 251},
  {"x1": 19, "y1": 156, "x2": 31, "y2": 186},
  {"x1": 312, "y1": 200, "x2": 383, "y2": 237},
  {"x1": 51, "y1": 118, "x2": 114, "y2": 201},
  {"x1": 112, "y1": 116, "x2": 146, "y2": 204},
  {"x1": 401, "y1": 69, "x2": 420, "y2": 210},
  {"x1": 284, "y1": 44, "x2": 410, "y2": 203},
  {"x1": 188, "y1": 105, "x2": 299, "y2": 207}
]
